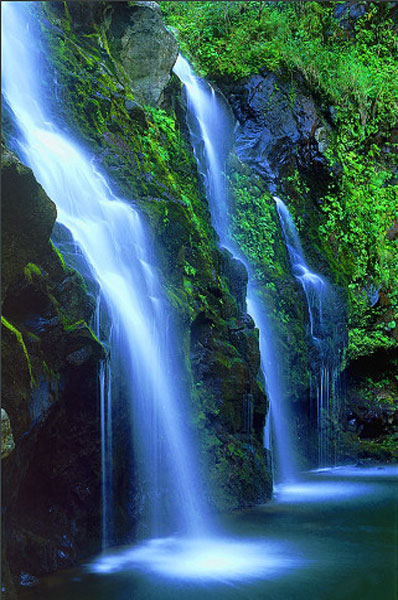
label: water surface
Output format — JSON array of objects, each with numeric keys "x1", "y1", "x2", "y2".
[{"x1": 22, "y1": 467, "x2": 397, "y2": 600}]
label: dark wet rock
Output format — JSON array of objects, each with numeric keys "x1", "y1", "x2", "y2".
[
  {"x1": 1, "y1": 147, "x2": 104, "y2": 591},
  {"x1": 221, "y1": 250, "x2": 248, "y2": 314},
  {"x1": 46, "y1": 1, "x2": 103, "y2": 32},
  {"x1": 190, "y1": 310, "x2": 265, "y2": 436},
  {"x1": 386, "y1": 220, "x2": 398, "y2": 241},
  {"x1": 1, "y1": 147, "x2": 57, "y2": 302},
  {"x1": 333, "y1": 1, "x2": 367, "y2": 31},
  {"x1": 124, "y1": 99, "x2": 148, "y2": 129},
  {"x1": 349, "y1": 402, "x2": 397, "y2": 439},
  {"x1": 343, "y1": 347, "x2": 398, "y2": 461},
  {"x1": 19, "y1": 572, "x2": 39, "y2": 587},
  {"x1": 1, "y1": 409, "x2": 15, "y2": 459},
  {"x1": 222, "y1": 73, "x2": 332, "y2": 191}
]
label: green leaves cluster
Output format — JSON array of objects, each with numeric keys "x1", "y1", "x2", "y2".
[
  {"x1": 162, "y1": 1, "x2": 398, "y2": 133},
  {"x1": 228, "y1": 171, "x2": 278, "y2": 281}
]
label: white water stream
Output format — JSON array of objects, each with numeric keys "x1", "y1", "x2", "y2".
[
  {"x1": 2, "y1": 1, "x2": 206, "y2": 542},
  {"x1": 275, "y1": 197, "x2": 344, "y2": 466},
  {"x1": 174, "y1": 55, "x2": 297, "y2": 482}
]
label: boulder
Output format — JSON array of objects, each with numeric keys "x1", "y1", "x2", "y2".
[
  {"x1": 386, "y1": 220, "x2": 398, "y2": 241},
  {"x1": 333, "y1": 1, "x2": 367, "y2": 31},
  {"x1": 104, "y1": 1, "x2": 179, "y2": 106}
]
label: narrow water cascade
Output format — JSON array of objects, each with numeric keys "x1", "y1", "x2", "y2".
[
  {"x1": 274, "y1": 197, "x2": 345, "y2": 467},
  {"x1": 2, "y1": 1, "x2": 207, "y2": 542},
  {"x1": 174, "y1": 55, "x2": 297, "y2": 482}
]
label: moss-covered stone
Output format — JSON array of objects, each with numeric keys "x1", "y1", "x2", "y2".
[
  {"x1": 1, "y1": 146, "x2": 57, "y2": 303},
  {"x1": 1, "y1": 145, "x2": 104, "y2": 592}
]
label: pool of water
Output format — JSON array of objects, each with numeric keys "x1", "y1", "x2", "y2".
[{"x1": 22, "y1": 466, "x2": 397, "y2": 600}]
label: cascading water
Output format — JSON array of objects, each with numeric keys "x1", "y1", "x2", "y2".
[
  {"x1": 174, "y1": 55, "x2": 297, "y2": 482},
  {"x1": 2, "y1": 1, "x2": 206, "y2": 542},
  {"x1": 274, "y1": 197, "x2": 345, "y2": 467},
  {"x1": 2, "y1": 3, "x2": 305, "y2": 582}
]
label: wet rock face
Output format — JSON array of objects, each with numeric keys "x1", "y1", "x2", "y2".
[
  {"x1": 223, "y1": 73, "x2": 331, "y2": 190},
  {"x1": 1, "y1": 149, "x2": 104, "y2": 595},
  {"x1": 333, "y1": 1, "x2": 367, "y2": 31},
  {"x1": 1, "y1": 147, "x2": 57, "y2": 302},
  {"x1": 104, "y1": 1, "x2": 179, "y2": 106},
  {"x1": 189, "y1": 248, "x2": 271, "y2": 509},
  {"x1": 342, "y1": 349, "x2": 398, "y2": 462}
]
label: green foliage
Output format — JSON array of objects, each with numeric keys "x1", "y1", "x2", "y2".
[
  {"x1": 162, "y1": 1, "x2": 398, "y2": 133},
  {"x1": 164, "y1": 1, "x2": 398, "y2": 362},
  {"x1": 317, "y1": 151, "x2": 398, "y2": 358},
  {"x1": 228, "y1": 170, "x2": 278, "y2": 281},
  {"x1": 358, "y1": 434, "x2": 398, "y2": 462},
  {"x1": 349, "y1": 329, "x2": 397, "y2": 361}
]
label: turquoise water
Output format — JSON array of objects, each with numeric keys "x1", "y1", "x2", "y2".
[{"x1": 22, "y1": 467, "x2": 397, "y2": 600}]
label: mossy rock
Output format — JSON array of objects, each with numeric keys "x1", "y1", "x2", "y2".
[{"x1": 1, "y1": 147, "x2": 57, "y2": 302}]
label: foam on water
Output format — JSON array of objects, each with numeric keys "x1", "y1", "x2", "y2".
[
  {"x1": 311, "y1": 465, "x2": 398, "y2": 478},
  {"x1": 89, "y1": 536, "x2": 301, "y2": 581},
  {"x1": 274, "y1": 481, "x2": 374, "y2": 503}
]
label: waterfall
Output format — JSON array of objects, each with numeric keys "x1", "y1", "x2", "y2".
[
  {"x1": 174, "y1": 55, "x2": 297, "y2": 482},
  {"x1": 2, "y1": 2, "x2": 207, "y2": 542},
  {"x1": 275, "y1": 197, "x2": 344, "y2": 467}
]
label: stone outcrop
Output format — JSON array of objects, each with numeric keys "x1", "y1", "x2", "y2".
[
  {"x1": 103, "y1": 1, "x2": 179, "y2": 106},
  {"x1": 222, "y1": 72, "x2": 332, "y2": 189},
  {"x1": 1, "y1": 149, "x2": 104, "y2": 597},
  {"x1": 1, "y1": 147, "x2": 57, "y2": 302}
]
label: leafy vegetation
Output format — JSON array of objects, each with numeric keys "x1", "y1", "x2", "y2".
[
  {"x1": 163, "y1": 0, "x2": 398, "y2": 360},
  {"x1": 162, "y1": 1, "x2": 398, "y2": 461}
]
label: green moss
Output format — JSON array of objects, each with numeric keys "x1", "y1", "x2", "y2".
[
  {"x1": 24, "y1": 263, "x2": 42, "y2": 283},
  {"x1": 229, "y1": 170, "x2": 278, "y2": 281},
  {"x1": 64, "y1": 319, "x2": 104, "y2": 350},
  {"x1": 1, "y1": 316, "x2": 35, "y2": 387},
  {"x1": 358, "y1": 435, "x2": 398, "y2": 462},
  {"x1": 49, "y1": 241, "x2": 67, "y2": 269}
]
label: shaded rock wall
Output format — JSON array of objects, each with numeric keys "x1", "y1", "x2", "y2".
[
  {"x1": 224, "y1": 72, "x2": 331, "y2": 192},
  {"x1": 1, "y1": 149, "x2": 104, "y2": 597}
]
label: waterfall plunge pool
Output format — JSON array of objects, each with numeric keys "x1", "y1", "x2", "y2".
[{"x1": 21, "y1": 466, "x2": 397, "y2": 600}]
